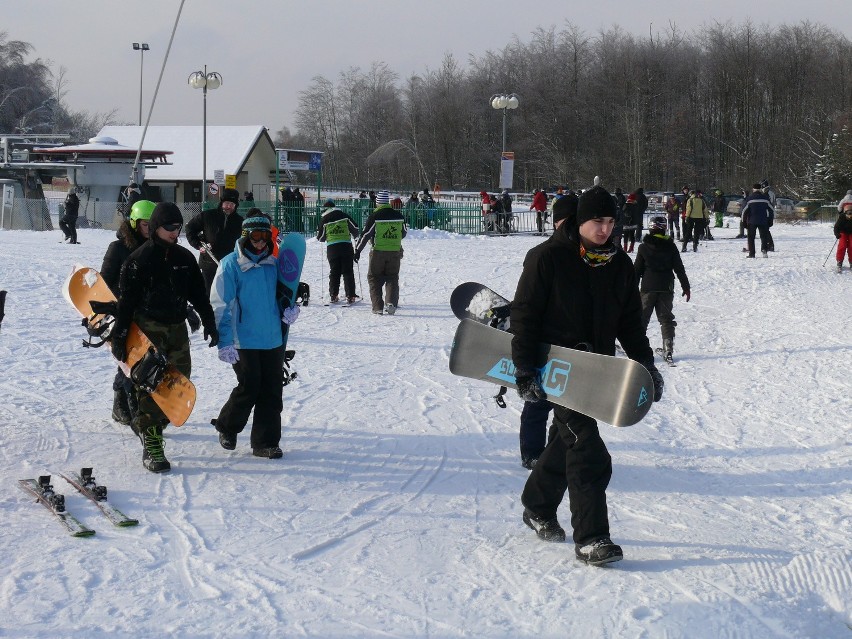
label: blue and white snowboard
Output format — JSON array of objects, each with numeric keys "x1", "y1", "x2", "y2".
[
  {"x1": 449, "y1": 319, "x2": 654, "y2": 427},
  {"x1": 277, "y1": 233, "x2": 306, "y2": 348}
]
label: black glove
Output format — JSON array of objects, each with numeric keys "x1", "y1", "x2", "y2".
[
  {"x1": 516, "y1": 371, "x2": 547, "y2": 402},
  {"x1": 186, "y1": 304, "x2": 201, "y2": 333},
  {"x1": 111, "y1": 329, "x2": 128, "y2": 362},
  {"x1": 204, "y1": 325, "x2": 219, "y2": 348},
  {"x1": 645, "y1": 363, "x2": 664, "y2": 402}
]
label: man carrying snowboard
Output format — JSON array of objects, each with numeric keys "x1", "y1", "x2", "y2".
[
  {"x1": 510, "y1": 185, "x2": 663, "y2": 565},
  {"x1": 111, "y1": 203, "x2": 219, "y2": 472}
]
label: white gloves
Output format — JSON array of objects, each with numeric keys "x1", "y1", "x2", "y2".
[
  {"x1": 282, "y1": 306, "x2": 300, "y2": 325},
  {"x1": 218, "y1": 345, "x2": 240, "y2": 364}
]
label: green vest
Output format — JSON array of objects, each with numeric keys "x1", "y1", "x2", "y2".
[
  {"x1": 325, "y1": 219, "x2": 351, "y2": 245},
  {"x1": 373, "y1": 220, "x2": 403, "y2": 251}
]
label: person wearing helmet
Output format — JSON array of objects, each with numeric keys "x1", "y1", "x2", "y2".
[
  {"x1": 634, "y1": 216, "x2": 691, "y2": 365},
  {"x1": 100, "y1": 200, "x2": 155, "y2": 426}
]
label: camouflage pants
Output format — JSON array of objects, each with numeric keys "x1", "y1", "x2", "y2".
[{"x1": 131, "y1": 316, "x2": 191, "y2": 432}]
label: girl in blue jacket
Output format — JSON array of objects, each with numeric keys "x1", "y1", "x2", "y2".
[{"x1": 209, "y1": 211, "x2": 299, "y2": 459}]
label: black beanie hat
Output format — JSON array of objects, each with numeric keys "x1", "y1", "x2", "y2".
[
  {"x1": 552, "y1": 193, "x2": 578, "y2": 224},
  {"x1": 576, "y1": 186, "x2": 616, "y2": 225},
  {"x1": 221, "y1": 188, "x2": 240, "y2": 206},
  {"x1": 149, "y1": 202, "x2": 183, "y2": 233}
]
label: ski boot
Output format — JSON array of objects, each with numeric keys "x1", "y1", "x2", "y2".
[
  {"x1": 575, "y1": 537, "x2": 623, "y2": 566},
  {"x1": 141, "y1": 424, "x2": 170, "y2": 473},
  {"x1": 111, "y1": 390, "x2": 132, "y2": 425}
]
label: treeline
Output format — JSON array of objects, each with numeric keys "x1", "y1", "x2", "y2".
[
  {"x1": 0, "y1": 32, "x2": 117, "y2": 144},
  {"x1": 282, "y1": 20, "x2": 852, "y2": 199}
]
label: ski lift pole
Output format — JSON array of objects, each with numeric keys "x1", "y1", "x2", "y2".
[{"x1": 130, "y1": 0, "x2": 186, "y2": 184}]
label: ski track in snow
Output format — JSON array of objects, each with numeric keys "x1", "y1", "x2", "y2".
[{"x1": 0, "y1": 224, "x2": 850, "y2": 638}]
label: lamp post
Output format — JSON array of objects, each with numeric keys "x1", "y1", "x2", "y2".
[
  {"x1": 132, "y1": 43, "x2": 149, "y2": 126},
  {"x1": 490, "y1": 93, "x2": 519, "y2": 153},
  {"x1": 188, "y1": 66, "x2": 222, "y2": 209}
]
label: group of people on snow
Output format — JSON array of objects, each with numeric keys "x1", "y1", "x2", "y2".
[{"x1": 100, "y1": 186, "x2": 407, "y2": 471}]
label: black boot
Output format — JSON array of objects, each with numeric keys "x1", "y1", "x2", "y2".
[
  {"x1": 111, "y1": 390, "x2": 132, "y2": 425},
  {"x1": 663, "y1": 338, "x2": 674, "y2": 364},
  {"x1": 141, "y1": 425, "x2": 171, "y2": 473}
]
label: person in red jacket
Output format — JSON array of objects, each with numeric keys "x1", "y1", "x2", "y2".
[{"x1": 530, "y1": 189, "x2": 548, "y2": 234}]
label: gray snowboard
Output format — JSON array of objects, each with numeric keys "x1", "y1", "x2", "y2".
[{"x1": 449, "y1": 319, "x2": 654, "y2": 426}]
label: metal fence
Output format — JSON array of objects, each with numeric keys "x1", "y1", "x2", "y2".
[{"x1": 6, "y1": 197, "x2": 842, "y2": 236}]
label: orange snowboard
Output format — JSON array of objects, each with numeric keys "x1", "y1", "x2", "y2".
[{"x1": 63, "y1": 267, "x2": 196, "y2": 426}]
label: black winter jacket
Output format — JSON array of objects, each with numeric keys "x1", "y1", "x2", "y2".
[
  {"x1": 833, "y1": 212, "x2": 852, "y2": 238},
  {"x1": 510, "y1": 225, "x2": 654, "y2": 372},
  {"x1": 185, "y1": 207, "x2": 244, "y2": 266},
  {"x1": 316, "y1": 208, "x2": 360, "y2": 243},
  {"x1": 101, "y1": 221, "x2": 146, "y2": 295},
  {"x1": 634, "y1": 233, "x2": 691, "y2": 294},
  {"x1": 116, "y1": 236, "x2": 214, "y2": 331}
]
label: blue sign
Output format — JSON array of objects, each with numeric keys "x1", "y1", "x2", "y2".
[{"x1": 309, "y1": 154, "x2": 322, "y2": 170}]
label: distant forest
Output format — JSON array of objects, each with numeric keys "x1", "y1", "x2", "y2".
[
  {"x1": 279, "y1": 21, "x2": 852, "y2": 199},
  {"x1": 0, "y1": 32, "x2": 118, "y2": 148}
]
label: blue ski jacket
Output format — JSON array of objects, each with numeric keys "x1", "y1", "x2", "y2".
[{"x1": 210, "y1": 238, "x2": 283, "y2": 350}]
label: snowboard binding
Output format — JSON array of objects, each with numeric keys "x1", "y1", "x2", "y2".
[
  {"x1": 82, "y1": 300, "x2": 119, "y2": 348},
  {"x1": 130, "y1": 347, "x2": 168, "y2": 393},
  {"x1": 283, "y1": 349, "x2": 297, "y2": 386},
  {"x1": 296, "y1": 282, "x2": 310, "y2": 306},
  {"x1": 37, "y1": 476, "x2": 66, "y2": 512},
  {"x1": 485, "y1": 305, "x2": 511, "y2": 331}
]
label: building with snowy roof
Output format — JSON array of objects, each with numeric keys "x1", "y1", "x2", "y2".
[{"x1": 97, "y1": 125, "x2": 277, "y2": 204}]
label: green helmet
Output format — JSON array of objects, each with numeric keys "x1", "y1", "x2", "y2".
[{"x1": 130, "y1": 200, "x2": 156, "y2": 229}]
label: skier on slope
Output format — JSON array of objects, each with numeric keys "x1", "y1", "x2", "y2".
[
  {"x1": 111, "y1": 203, "x2": 219, "y2": 473},
  {"x1": 510, "y1": 185, "x2": 664, "y2": 566},
  {"x1": 634, "y1": 216, "x2": 691, "y2": 365},
  {"x1": 316, "y1": 198, "x2": 360, "y2": 304},
  {"x1": 833, "y1": 202, "x2": 852, "y2": 272},
  {"x1": 354, "y1": 190, "x2": 407, "y2": 315}
]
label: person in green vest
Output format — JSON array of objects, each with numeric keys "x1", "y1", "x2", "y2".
[
  {"x1": 354, "y1": 190, "x2": 407, "y2": 315},
  {"x1": 316, "y1": 199, "x2": 360, "y2": 304}
]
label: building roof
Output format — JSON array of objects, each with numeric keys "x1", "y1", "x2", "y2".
[{"x1": 96, "y1": 125, "x2": 273, "y2": 182}]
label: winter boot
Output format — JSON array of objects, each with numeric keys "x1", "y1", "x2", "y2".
[
  {"x1": 252, "y1": 446, "x2": 283, "y2": 459},
  {"x1": 663, "y1": 338, "x2": 674, "y2": 365},
  {"x1": 384, "y1": 303, "x2": 396, "y2": 315},
  {"x1": 522, "y1": 508, "x2": 566, "y2": 542},
  {"x1": 838, "y1": 261, "x2": 844, "y2": 273},
  {"x1": 111, "y1": 390, "x2": 132, "y2": 425},
  {"x1": 627, "y1": 241, "x2": 634, "y2": 253},
  {"x1": 575, "y1": 537, "x2": 623, "y2": 566},
  {"x1": 681, "y1": 243, "x2": 688, "y2": 253},
  {"x1": 141, "y1": 425, "x2": 170, "y2": 473}
]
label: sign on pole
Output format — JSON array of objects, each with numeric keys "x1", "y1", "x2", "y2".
[
  {"x1": 209, "y1": 183, "x2": 220, "y2": 196},
  {"x1": 499, "y1": 152, "x2": 515, "y2": 190},
  {"x1": 225, "y1": 174, "x2": 236, "y2": 190},
  {"x1": 213, "y1": 169, "x2": 225, "y2": 186}
]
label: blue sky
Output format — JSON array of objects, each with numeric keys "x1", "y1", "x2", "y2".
[{"x1": 11, "y1": 0, "x2": 852, "y2": 133}]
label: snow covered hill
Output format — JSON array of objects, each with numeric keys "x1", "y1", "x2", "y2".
[{"x1": 0, "y1": 223, "x2": 849, "y2": 638}]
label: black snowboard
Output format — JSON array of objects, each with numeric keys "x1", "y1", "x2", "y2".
[{"x1": 450, "y1": 282, "x2": 511, "y2": 330}]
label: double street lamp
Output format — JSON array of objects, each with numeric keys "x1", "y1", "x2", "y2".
[
  {"x1": 131, "y1": 43, "x2": 149, "y2": 126},
  {"x1": 188, "y1": 66, "x2": 223, "y2": 209},
  {"x1": 490, "y1": 93, "x2": 519, "y2": 153}
]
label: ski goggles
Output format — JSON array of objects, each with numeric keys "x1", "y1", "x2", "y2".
[
  {"x1": 160, "y1": 222, "x2": 182, "y2": 232},
  {"x1": 248, "y1": 230, "x2": 271, "y2": 242},
  {"x1": 579, "y1": 245, "x2": 617, "y2": 268}
]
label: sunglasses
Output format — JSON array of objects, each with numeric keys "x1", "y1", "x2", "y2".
[
  {"x1": 160, "y1": 222, "x2": 182, "y2": 232},
  {"x1": 249, "y1": 230, "x2": 271, "y2": 242}
]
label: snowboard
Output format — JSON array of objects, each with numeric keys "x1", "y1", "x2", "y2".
[
  {"x1": 276, "y1": 232, "x2": 307, "y2": 348},
  {"x1": 63, "y1": 266, "x2": 196, "y2": 426},
  {"x1": 449, "y1": 319, "x2": 654, "y2": 427},
  {"x1": 450, "y1": 282, "x2": 511, "y2": 330}
]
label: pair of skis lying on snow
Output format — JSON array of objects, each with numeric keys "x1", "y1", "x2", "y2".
[
  {"x1": 18, "y1": 469, "x2": 139, "y2": 537},
  {"x1": 448, "y1": 282, "x2": 654, "y2": 427}
]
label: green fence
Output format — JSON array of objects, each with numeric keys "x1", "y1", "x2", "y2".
[{"x1": 228, "y1": 200, "x2": 549, "y2": 237}]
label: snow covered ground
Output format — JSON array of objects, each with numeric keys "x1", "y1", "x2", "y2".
[{"x1": 0, "y1": 222, "x2": 849, "y2": 638}]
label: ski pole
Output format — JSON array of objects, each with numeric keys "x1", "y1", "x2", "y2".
[
  {"x1": 356, "y1": 258, "x2": 363, "y2": 299},
  {"x1": 319, "y1": 244, "x2": 325, "y2": 303},
  {"x1": 823, "y1": 238, "x2": 839, "y2": 267}
]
